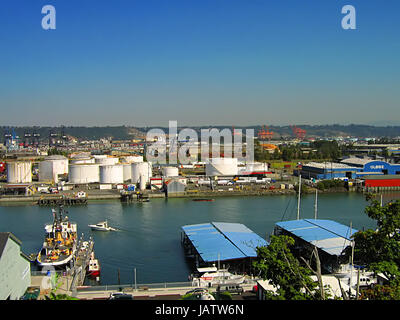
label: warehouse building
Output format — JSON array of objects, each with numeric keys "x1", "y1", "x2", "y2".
[
  {"x1": 297, "y1": 162, "x2": 361, "y2": 180},
  {"x1": 299, "y1": 158, "x2": 400, "y2": 180},
  {"x1": 340, "y1": 158, "x2": 400, "y2": 176}
]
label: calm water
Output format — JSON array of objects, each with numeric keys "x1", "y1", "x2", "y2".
[{"x1": 0, "y1": 192, "x2": 397, "y2": 285}]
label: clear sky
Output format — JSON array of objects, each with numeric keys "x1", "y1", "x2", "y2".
[{"x1": 0, "y1": 0, "x2": 399, "y2": 127}]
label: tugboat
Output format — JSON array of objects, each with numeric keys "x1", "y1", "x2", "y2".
[{"x1": 37, "y1": 206, "x2": 77, "y2": 268}]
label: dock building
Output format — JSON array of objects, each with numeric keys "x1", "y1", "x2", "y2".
[
  {"x1": 274, "y1": 219, "x2": 356, "y2": 273},
  {"x1": 181, "y1": 222, "x2": 268, "y2": 273}
]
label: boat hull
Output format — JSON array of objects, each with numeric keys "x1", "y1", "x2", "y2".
[{"x1": 36, "y1": 250, "x2": 75, "y2": 268}]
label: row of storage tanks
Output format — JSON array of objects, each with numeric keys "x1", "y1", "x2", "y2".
[
  {"x1": 7, "y1": 156, "x2": 266, "y2": 184},
  {"x1": 6, "y1": 154, "x2": 179, "y2": 186}
]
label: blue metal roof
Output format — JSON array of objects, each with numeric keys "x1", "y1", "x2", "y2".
[
  {"x1": 213, "y1": 222, "x2": 268, "y2": 257},
  {"x1": 182, "y1": 222, "x2": 268, "y2": 263},
  {"x1": 275, "y1": 219, "x2": 357, "y2": 256}
]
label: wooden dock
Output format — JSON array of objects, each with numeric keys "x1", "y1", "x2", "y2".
[
  {"x1": 120, "y1": 191, "x2": 150, "y2": 203},
  {"x1": 69, "y1": 236, "x2": 94, "y2": 290},
  {"x1": 37, "y1": 196, "x2": 88, "y2": 206}
]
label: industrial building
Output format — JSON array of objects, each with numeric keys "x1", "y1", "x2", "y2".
[
  {"x1": 0, "y1": 233, "x2": 31, "y2": 300},
  {"x1": 363, "y1": 175, "x2": 400, "y2": 191},
  {"x1": 298, "y1": 158, "x2": 400, "y2": 181},
  {"x1": 274, "y1": 219, "x2": 356, "y2": 273},
  {"x1": 297, "y1": 162, "x2": 361, "y2": 180},
  {"x1": 181, "y1": 222, "x2": 268, "y2": 273},
  {"x1": 340, "y1": 158, "x2": 400, "y2": 176}
]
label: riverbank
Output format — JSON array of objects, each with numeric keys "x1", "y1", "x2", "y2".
[{"x1": 0, "y1": 186, "x2": 357, "y2": 205}]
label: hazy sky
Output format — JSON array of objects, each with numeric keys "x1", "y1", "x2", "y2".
[{"x1": 0, "y1": 0, "x2": 399, "y2": 127}]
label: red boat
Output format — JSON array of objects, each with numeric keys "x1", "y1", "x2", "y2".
[{"x1": 87, "y1": 252, "x2": 100, "y2": 278}]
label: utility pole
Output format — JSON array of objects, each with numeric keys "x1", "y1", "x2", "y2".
[{"x1": 297, "y1": 174, "x2": 301, "y2": 220}]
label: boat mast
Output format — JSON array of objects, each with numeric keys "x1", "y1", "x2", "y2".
[
  {"x1": 314, "y1": 189, "x2": 318, "y2": 220},
  {"x1": 297, "y1": 174, "x2": 301, "y2": 220},
  {"x1": 349, "y1": 221, "x2": 354, "y2": 293}
]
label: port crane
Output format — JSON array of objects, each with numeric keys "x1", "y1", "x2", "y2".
[
  {"x1": 291, "y1": 125, "x2": 306, "y2": 140},
  {"x1": 257, "y1": 125, "x2": 274, "y2": 140}
]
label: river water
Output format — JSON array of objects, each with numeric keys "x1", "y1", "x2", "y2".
[{"x1": 0, "y1": 192, "x2": 398, "y2": 285}]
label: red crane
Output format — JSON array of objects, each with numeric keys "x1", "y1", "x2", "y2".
[
  {"x1": 291, "y1": 125, "x2": 306, "y2": 140},
  {"x1": 257, "y1": 125, "x2": 274, "y2": 140}
]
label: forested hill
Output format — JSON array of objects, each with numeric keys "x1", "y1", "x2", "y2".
[{"x1": 0, "y1": 124, "x2": 399, "y2": 141}]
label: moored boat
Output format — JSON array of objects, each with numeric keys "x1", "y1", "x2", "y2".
[
  {"x1": 36, "y1": 206, "x2": 77, "y2": 268},
  {"x1": 87, "y1": 252, "x2": 101, "y2": 278},
  {"x1": 190, "y1": 266, "x2": 245, "y2": 287}
]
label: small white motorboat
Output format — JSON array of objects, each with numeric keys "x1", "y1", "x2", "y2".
[{"x1": 88, "y1": 220, "x2": 117, "y2": 231}]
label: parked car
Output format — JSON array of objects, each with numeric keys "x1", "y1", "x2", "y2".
[
  {"x1": 216, "y1": 285, "x2": 244, "y2": 295},
  {"x1": 185, "y1": 288, "x2": 209, "y2": 295},
  {"x1": 108, "y1": 292, "x2": 134, "y2": 300}
]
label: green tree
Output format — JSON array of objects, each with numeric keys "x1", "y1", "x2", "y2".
[
  {"x1": 345, "y1": 198, "x2": 400, "y2": 299},
  {"x1": 253, "y1": 235, "x2": 320, "y2": 300}
]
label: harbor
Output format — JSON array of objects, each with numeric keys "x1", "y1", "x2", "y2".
[{"x1": 0, "y1": 193, "x2": 384, "y2": 288}]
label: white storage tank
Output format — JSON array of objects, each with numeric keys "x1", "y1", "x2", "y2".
[
  {"x1": 39, "y1": 155, "x2": 69, "y2": 183},
  {"x1": 131, "y1": 162, "x2": 152, "y2": 184},
  {"x1": 95, "y1": 157, "x2": 119, "y2": 165},
  {"x1": 162, "y1": 166, "x2": 179, "y2": 177},
  {"x1": 69, "y1": 154, "x2": 95, "y2": 165},
  {"x1": 205, "y1": 158, "x2": 238, "y2": 176},
  {"x1": 68, "y1": 164, "x2": 100, "y2": 184},
  {"x1": 99, "y1": 164, "x2": 124, "y2": 184},
  {"x1": 122, "y1": 163, "x2": 132, "y2": 182},
  {"x1": 139, "y1": 174, "x2": 146, "y2": 190},
  {"x1": 121, "y1": 155, "x2": 143, "y2": 163},
  {"x1": 238, "y1": 162, "x2": 268, "y2": 175},
  {"x1": 7, "y1": 161, "x2": 32, "y2": 183}
]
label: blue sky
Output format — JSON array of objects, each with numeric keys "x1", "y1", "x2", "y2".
[{"x1": 0, "y1": 0, "x2": 399, "y2": 127}]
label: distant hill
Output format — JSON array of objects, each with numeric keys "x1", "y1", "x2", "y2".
[
  {"x1": 0, "y1": 124, "x2": 399, "y2": 142},
  {"x1": 143, "y1": 124, "x2": 400, "y2": 139}
]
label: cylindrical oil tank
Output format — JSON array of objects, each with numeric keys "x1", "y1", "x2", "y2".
[
  {"x1": 95, "y1": 157, "x2": 119, "y2": 165},
  {"x1": 122, "y1": 163, "x2": 132, "y2": 182},
  {"x1": 68, "y1": 164, "x2": 100, "y2": 184},
  {"x1": 39, "y1": 155, "x2": 69, "y2": 183},
  {"x1": 99, "y1": 164, "x2": 124, "y2": 184},
  {"x1": 238, "y1": 162, "x2": 268, "y2": 175},
  {"x1": 162, "y1": 166, "x2": 179, "y2": 177},
  {"x1": 205, "y1": 158, "x2": 238, "y2": 176},
  {"x1": 69, "y1": 154, "x2": 95, "y2": 165},
  {"x1": 131, "y1": 162, "x2": 152, "y2": 184},
  {"x1": 139, "y1": 174, "x2": 146, "y2": 190},
  {"x1": 7, "y1": 161, "x2": 32, "y2": 183},
  {"x1": 121, "y1": 155, "x2": 143, "y2": 163}
]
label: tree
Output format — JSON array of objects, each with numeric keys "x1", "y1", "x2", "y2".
[
  {"x1": 253, "y1": 235, "x2": 320, "y2": 300},
  {"x1": 345, "y1": 198, "x2": 400, "y2": 298}
]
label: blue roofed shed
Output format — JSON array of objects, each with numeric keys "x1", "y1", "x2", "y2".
[
  {"x1": 181, "y1": 222, "x2": 268, "y2": 265},
  {"x1": 275, "y1": 219, "x2": 357, "y2": 257}
]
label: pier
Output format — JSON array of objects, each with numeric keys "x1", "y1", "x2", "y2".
[
  {"x1": 37, "y1": 195, "x2": 88, "y2": 206},
  {"x1": 30, "y1": 234, "x2": 95, "y2": 298},
  {"x1": 120, "y1": 191, "x2": 151, "y2": 203},
  {"x1": 69, "y1": 235, "x2": 94, "y2": 290}
]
